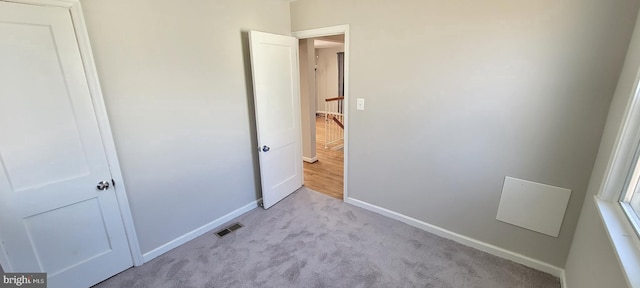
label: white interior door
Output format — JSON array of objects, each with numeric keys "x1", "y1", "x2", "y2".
[
  {"x1": 249, "y1": 31, "x2": 303, "y2": 209},
  {"x1": 0, "y1": 2, "x2": 132, "y2": 287}
]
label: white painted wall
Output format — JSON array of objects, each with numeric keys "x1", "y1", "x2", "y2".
[
  {"x1": 564, "y1": 6, "x2": 640, "y2": 287},
  {"x1": 315, "y1": 46, "x2": 344, "y2": 112},
  {"x1": 291, "y1": 0, "x2": 639, "y2": 267},
  {"x1": 81, "y1": 0, "x2": 291, "y2": 255}
]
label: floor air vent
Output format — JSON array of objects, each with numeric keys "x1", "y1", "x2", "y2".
[{"x1": 215, "y1": 222, "x2": 243, "y2": 238}]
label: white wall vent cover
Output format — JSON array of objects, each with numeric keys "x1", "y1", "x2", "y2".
[{"x1": 496, "y1": 177, "x2": 571, "y2": 237}]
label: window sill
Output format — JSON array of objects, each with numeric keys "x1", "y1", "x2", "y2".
[{"x1": 595, "y1": 196, "x2": 640, "y2": 287}]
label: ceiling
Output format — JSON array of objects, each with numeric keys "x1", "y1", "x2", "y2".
[
  {"x1": 313, "y1": 35, "x2": 345, "y2": 49},
  {"x1": 314, "y1": 40, "x2": 344, "y2": 49}
]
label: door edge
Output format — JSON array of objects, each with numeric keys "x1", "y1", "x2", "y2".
[{"x1": 69, "y1": 0, "x2": 143, "y2": 266}]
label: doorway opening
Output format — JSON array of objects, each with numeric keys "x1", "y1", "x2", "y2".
[{"x1": 294, "y1": 26, "x2": 350, "y2": 201}]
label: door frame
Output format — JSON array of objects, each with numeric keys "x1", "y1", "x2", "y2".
[
  {"x1": 292, "y1": 25, "x2": 350, "y2": 201},
  {"x1": 0, "y1": 0, "x2": 143, "y2": 269}
]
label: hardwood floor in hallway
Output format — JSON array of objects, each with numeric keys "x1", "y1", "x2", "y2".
[{"x1": 303, "y1": 115, "x2": 344, "y2": 199}]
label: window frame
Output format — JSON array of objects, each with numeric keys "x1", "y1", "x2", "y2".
[
  {"x1": 595, "y1": 69, "x2": 640, "y2": 288},
  {"x1": 618, "y1": 137, "x2": 640, "y2": 238},
  {"x1": 620, "y1": 201, "x2": 640, "y2": 236}
]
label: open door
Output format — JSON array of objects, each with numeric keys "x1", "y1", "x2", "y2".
[
  {"x1": 0, "y1": 2, "x2": 133, "y2": 287},
  {"x1": 249, "y1": 31, "x2": 303, "y2": 209}
]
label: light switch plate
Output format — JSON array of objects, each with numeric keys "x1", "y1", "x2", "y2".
[{"x1": 356, "y1": 98, "x2": 365, "y2": 111}]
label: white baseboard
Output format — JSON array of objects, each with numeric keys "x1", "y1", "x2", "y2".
[
  {"x1": 303, "y1": 156, "x2": 318, "y2": 163},
  {"x1": 560, "y1": 270, "x2": 568, "y2": 288},
  {"x1": 345, "y1": 197, "x2": 565, "y2": 278},
  {"x1": 331, "y1": 144, "x2": 344, "y2": 151},
  {"x1": 142, "y1": 199, "x2": 260, "y2": 263}
]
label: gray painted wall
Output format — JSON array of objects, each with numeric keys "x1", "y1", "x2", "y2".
[
  {"x1": 316, "y1": 46, "x2": 344, "y2": 112},
  {"x1": 564, "y1": 6, "x2": 640, "y2": 287},
  {"x1": 81, "y1": 0, "x2": 291, "y2": 254},
  {"x1": 300, "y1": 39, "x2": 317, "y2": 161},
  {"x1": 291, "y1": 0, "x2": 639, "y2": 267}
]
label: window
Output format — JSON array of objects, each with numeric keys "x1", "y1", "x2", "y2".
[
  {"x1": 620, "y1": 142, "x2": 640, "y2": 238},
  {"x1": 631, "y1": 192, "x2": 640, "y2": 220},
  {"x1": 594, "y1": 75, "x2": 640, "y2": 287}
]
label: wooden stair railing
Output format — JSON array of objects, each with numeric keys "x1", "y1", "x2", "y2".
[
  {"x1": 332, "y1": 116, "x2": 344, "y2": 129},
  {"x1": 325, "y1": 96, "x2": 344, "y2": 128},
  {"x1": 324, "y1": 96, "x2": 345, "y2": 149},
  {"x1": 325, "y1": 96, "x2": 344, "y2": 102}
]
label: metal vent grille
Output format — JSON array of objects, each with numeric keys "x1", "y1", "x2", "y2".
[{"x1": 215, "y1": 222, "x2": 243, "y2": 238}]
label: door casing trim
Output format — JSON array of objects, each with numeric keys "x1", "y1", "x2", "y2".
[{"x1": 292, "y1": 25, "x2": 350, "y2": 202}]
